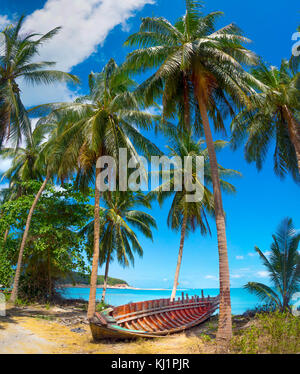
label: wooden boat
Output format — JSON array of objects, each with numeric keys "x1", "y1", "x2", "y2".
[{"x1": 90, "y1": 291, "x2": 219, "y2": 340}]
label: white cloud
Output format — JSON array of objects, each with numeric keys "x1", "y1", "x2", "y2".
[
  {"x1": 0, "y1": 15, "x2": 11, "y2": 29},
  {"x1": 257, "y1": 271, "x2": 269, "y2": 278},
  {"x1": 231, "y1": 274, "x2": 242, "y2": 279},
  {"x1": 0, "y1": 183, "x2": 9, "y2": 191},
  {"x1": 18, "y1": 0, "x2": 154, "y2": 107},
  {"x1": 205, "y1": 275, "x2": 218, "y2": 280},
  {"x1": 235, "y1": 255, "x2": 244, "y2": 260},
  {"x1": 263, "y1": 251, "x2": 272, "y2": 257},
  {"x1": 248, "y1": 252, "x2": 257, "y2": 257}
]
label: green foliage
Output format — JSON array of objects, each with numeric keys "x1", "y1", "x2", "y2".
[
  {"x1": 124, "y1": 0, "x2": 260, "y2": 134},
  {"x1": 96, "y1": 301, "x2": 110, "y2": 311},
  {"x1": 0, "y1": 15, "x2": 78, "y2": 148},
  {"x1": 83, "y1": 191, "x2": 156, "y2": 268},
  {"x1": 231, "y1": 60, "x2": 300, "y2": 183},
  {"x1": 244, "y1": 217, "x2": 300, "y2": 311},
  {"x1": 31, "y1": 58, "x2": 162, "y2": 194},
  {"x1": 0, "y1": 245, "x2": 14, "y2": 288},
  {"x1": 231, "y1": 311, "x2": 300, "y2": 354},
  {"x1": 0, "y1": 181, "x2": 93, "y2": 301}
]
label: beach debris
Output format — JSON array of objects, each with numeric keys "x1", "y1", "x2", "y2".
[{"x1": 70, "y1": 327, "x2": 86, "y2": 334}]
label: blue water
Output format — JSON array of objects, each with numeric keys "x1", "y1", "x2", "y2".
[{"x1": 59, "y1": 287, "x2": 262, "y2": 315}]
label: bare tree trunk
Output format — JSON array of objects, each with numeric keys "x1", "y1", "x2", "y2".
[
  {"x1": 101, "y1": 252, "x2": 111, "y2": 303},
  {"x1": 10, "y1": 175, "x2": 50, "y2": 304},
  {"x1": 48, "y1": 247, "x2": 51, "y2": 300},
  {"x1": 3, "y1": 228, "x2": 9, "y2": 243},
  {"x1": 193, "y1": 82, "x2": 232, "y2": 350},
  {"x1": 183, "y1": 73, "x2": 191, "y2": 133},
  {"x1": 171, "y1": 215, "x2": 187, "y2": 302},
  {"x1": 87, "y1": 167, "x2": 101, "y2": 319},
  {"x1": 282, "y1": 105, "x2": 300, "y2": 174}
]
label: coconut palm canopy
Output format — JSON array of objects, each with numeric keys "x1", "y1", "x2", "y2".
[
  {"x1": 231, "y1": 60, "x2": 300, "y2": 182},
  {"x1": 0, "y1": 15, "x2": 79, "y2": 148}
]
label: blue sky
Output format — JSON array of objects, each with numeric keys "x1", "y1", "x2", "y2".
[{"x1": 0, "y1": 0, "x2": 299, "y2": 289}]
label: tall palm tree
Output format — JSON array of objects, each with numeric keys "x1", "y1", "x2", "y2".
[
  {"x1": 244, "y1": 217, "x2": 300, "y2": 312},
  {"x1": 0, "y1": 15, "x2": 79, "y2": 148},
  {"x1": 231, "y1": 60, "x2": 300, "y2": 180},
  {"x1": 36, "y1": 59, "x2": 162, "y2": 318},
  {"x1": 84, "y1": 191, "x2": 156, "y2": 303},
  {"x1": 151, "y1": 132, "x2": 240, "y2": 301},
  {"x1": 124, "y1": 0, "x2": 260, "y2": 345}
]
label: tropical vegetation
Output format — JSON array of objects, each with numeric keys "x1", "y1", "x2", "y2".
[
  {"x1": 0, "y1": 1, "x2": 299, "y2": 353},
  {"x1": 244, "y1": 217, "x2": 300, "y2": 312}
]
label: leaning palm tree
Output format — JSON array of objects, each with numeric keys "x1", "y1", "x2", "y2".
[
  {"x1": 124, "y1": 0, "x2": 260, "y2": 345},
  {"x1": 151, "y1": 132, "x2": 240, "y2": 301},
  {"x1": 244, "y1": 217, "x2": 300, "y2": 312},
  {"x1": 8, "y1": 114, "x2": 80, "y2": 304},
  {"x1": 231, "y1": 60, "x2": 300, "y2": 180},
  {"x1": 0, "y1": 123, "x2": 46, "y2": 246},
  {"x1": 84, "y1": 191, "x2": 156, "y2": 303},
  {"x1": 0, "y1": 15, "x2": 79, "y2": 148},
  {"x1": 34, "y1": 59, "x2": 162, "y2": 318}
]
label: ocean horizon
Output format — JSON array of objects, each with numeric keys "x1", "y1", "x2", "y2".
[{"x1": 59, "y1": 287, "x2": 263, "y2": 315}]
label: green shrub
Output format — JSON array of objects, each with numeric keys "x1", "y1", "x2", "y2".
[{"x1": 231, "y1": 311, "x2": 300, "y2": 354}]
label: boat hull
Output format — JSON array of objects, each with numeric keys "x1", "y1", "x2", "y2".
[{"x1": 90, "y1": 293, "x2": 219, "y2": 341}]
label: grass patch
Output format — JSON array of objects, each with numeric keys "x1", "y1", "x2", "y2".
[{"x1": 231, "y1": 311, "x2": 300, "y2": 354}]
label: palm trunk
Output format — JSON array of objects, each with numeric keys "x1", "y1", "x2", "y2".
[
  {"x1": 48, "y1": 247, "x2": 51, "y2": 300},
  {"x1": 183, "y1": 73, "x2": 191, "y2": 133},
  {"x1": 10, "y1": 175, "x2": 50, "y2": 304},
  {"x1": 282, "y1": 105, "x2": 300, "y2": 174},
  {"x1": 87, "y1": 167, "x2": 101, "y2": 319},
  {"x1": 101, "y1": 252, "x2": 111, "y2": 303},
  {"x1": 3, "y1": 228, "x2": 9, "y2": 243},
  {"x1": 171, "y1": 215, "x2": 187, "y2": 301},
  {"x1": 193, "y1": 81, "x2": 232, "y2": 350}
]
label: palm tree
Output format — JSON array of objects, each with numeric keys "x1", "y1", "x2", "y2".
[
  {"x1": 244, "y1": 217, "x2": 300, "y2": 312},
  {"x1": 124, "y1": 0, "x2": 260, "y2": 345},
  {"x1": 84, "y1": 191, "x2": 156, "y2": 303},
  {"x1": 36, "y1": 59, "x2": 162, "y2": 318},
  {"x1": 0, "y1": 15, "x2": 79, "y2": 148},
  {"x1": 151, "y1": 132, "x2": 240, "y2": 301},
  {"x1": 231, "y1": 60, "x2": 300, "y2": 180},
  {"x1": 0, "y1": 122, "x2": 47, "y2": 184}
]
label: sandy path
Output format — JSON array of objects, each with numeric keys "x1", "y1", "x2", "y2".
[{"x1": 0, "y1": 322, "x2": 56, "y2": 354}]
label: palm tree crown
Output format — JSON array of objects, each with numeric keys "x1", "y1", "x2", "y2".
[
  {"x1": 84, "y1": 191, "x2": 156, "y2": 302},
  {"x1": 244, "y1": 217, "x2": 300, "y2": 311},
  {"x1": 0, "y1": 15, "x2": 79, "y2": 148},
  {"x1": 231, "y1": 60, "x2": 300, "y2": 181}
]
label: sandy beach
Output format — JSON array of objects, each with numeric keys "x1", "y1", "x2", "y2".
[{"x1": 0, "y1": 303, "x2": 224, "y2": 354}]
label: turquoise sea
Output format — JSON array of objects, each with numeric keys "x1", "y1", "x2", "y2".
[{"x1": 59, "y1": 287, "x2": 262, "y2": 315}]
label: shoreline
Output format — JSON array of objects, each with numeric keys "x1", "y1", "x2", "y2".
[{"x1": 58, "y1": 284, "x2": 170, "y2": 291}]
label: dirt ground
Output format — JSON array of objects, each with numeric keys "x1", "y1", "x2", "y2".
[{"x1": 0, "y1": 303, "x2": 229, "y2": 354}]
